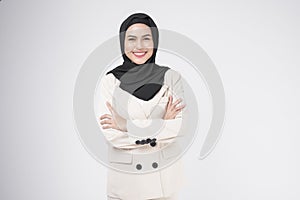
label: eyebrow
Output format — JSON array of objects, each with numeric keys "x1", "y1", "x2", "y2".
[
  {"x1": 127, "y1": 34, "x2": 152, "y2": 38},
  {"x1": 142, "y1": 34, "x2": 151, "y2": 37}
]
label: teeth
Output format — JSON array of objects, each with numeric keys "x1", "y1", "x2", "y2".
[{"x1": 133, "y1": 52, "x2": 146, "y2": 56}]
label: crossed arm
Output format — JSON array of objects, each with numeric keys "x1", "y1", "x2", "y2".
[{"x1": 98, "y1": 70, "x2": 185, "y2": 150}]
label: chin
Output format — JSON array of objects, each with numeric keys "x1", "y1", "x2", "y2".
[
  {"x1": 135, "y1": 60, "x2": 147, "y2": 65},
  {"x1": 131, "y1": 57, "x2": 151, "y2": 65}
]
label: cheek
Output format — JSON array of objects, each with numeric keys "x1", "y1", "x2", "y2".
[
  {"x1": 143, "y1": 40, "x2": 154, "y2": 48},
  {"x1": 124, "y1": 44, "x2": 133, "y2": 58},
  {"x1": 124, "y1": 41, "x2": 135, "y2": 52},
  {"x1": 147, "y1": 49, "x2": 154, "y2": 57}
]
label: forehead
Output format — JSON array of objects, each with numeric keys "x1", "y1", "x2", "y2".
[{"x1": 125, "y1": 23, "x2": 152, "y2": 36}]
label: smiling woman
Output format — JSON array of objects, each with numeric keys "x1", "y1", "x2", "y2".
[{"x1": 98, "y1": 13, "x2": 186, "y2": 200}]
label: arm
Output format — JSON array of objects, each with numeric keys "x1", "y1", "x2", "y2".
[
  {"x1": 98, "y1": 74, "x2": 143, "y2": 150},
  {"x1": 99, "y1": 70, "x2": 185, "y2": 149}
]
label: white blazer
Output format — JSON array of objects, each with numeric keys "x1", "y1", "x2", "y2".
[{"x1": 98, "y1": 69, "x2": 186, "y2": 200}]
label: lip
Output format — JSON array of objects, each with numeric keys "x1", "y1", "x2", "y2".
[{"x1": 132, "y1": 51, "x2": 147, "y2": 58}]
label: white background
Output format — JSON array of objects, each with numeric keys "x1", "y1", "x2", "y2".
[{"x1": 1, "y1": 0, "x2": 299, "y2": 199}]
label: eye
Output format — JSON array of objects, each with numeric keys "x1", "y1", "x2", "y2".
[
  {"x1": 144, "y1": 37, "x2": 151, "y2": 40},
  {"x1": 128, "y1": 38, "x2": 135, "y2": 41}
]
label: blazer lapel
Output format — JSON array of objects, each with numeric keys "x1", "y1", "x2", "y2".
[
  {"x1": 113, "y1": 85, "x2": 169, "y2": 119},
  {"x1": 139, "y1": 85, "x2": 169, "y2": 118}
]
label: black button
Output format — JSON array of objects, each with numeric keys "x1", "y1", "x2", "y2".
[
  {"x1": 141, "y1": 139, "x2": 146, "y2": 145},
  {"x1": 135, "y1": 140, "x2": 141, "y2": 145},
  {"x1": 136, "y1": 164, "x2": 142, "y2": 170},
  {"x1": 150, "y1": 141, "x2": 157, "y2": 147},
  {"x1": 152, "y1": 138, "x2": 157, "y2": 142},
  {"x1": 152, "y1": 162, "x2": 158, "y2": 168},
  {"x1": 146, "y1": 138, "x2": 151, "y2": 143}
]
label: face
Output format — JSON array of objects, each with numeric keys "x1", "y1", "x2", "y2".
[{"x1": 124, "y1": 23, "x2": 154, "y2": 65}]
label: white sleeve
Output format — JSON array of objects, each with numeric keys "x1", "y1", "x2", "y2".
[{"x1": 98, "y1": 74, "x2": 143, "y2": 150}]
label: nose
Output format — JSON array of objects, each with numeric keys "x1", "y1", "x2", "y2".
[{"x1": 135, "y1": 39, "x2": 143, "y2": 50}]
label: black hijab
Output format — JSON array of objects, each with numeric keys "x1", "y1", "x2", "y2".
[{"x1": 106, "y1": 13, "x2": 170, "y2": 101}]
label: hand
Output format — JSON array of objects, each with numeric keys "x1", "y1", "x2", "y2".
[
  {"x1": 99, "y1": 102, "x2": 127, "y2": 131},
  {"x1": 163, "y1": 96, "x2": 185, "y2": 120}
]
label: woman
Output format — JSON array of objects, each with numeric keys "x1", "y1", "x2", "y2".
[{"x1": 98, "y1": 13, "x2": 186, "y2": 200}]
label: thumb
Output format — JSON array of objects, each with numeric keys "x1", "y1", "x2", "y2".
[{"x1": 106, "y1": 102, "x2": 114, "y2": 114}]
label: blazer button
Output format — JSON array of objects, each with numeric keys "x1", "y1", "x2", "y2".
[
  {"x1": 152, "y1": 138, "x2": 157, "y2": 142},
  {"x1": 146, "y1": 138, "x2": 152, "y2": 143},
  {"x1": 141, "y1": 139, "x2": 146, "y2": 145},
  {"x1": 150, "y1": 141, "x2": 157, "y2": 147},
  {"x1": 136, "y1": 164, "x2": 142, "y2": 170},
  {"x1": 135, "y1": 140, "x2": 141, "y2": 145},
  {"x1": 152, "y1": 162, "x2": 158, "y2": 169}
]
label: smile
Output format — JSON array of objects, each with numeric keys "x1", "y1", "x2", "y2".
[{"x1": 132, "y1": 51, "x2": 147, "y2": 58}]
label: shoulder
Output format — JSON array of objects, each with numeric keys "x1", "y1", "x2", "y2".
[
  {"x1": 165, "y1": 68, "x2": 181, "y2": 78},
  {"x1": 100, "y1": 72, "x2": 120, "y2": 89},
  {"x1": 164, "y1": 68, "x2": 182, "y2": 86}
]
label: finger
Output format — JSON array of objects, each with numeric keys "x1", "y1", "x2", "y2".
[
  {"x1": 169, "y1": 95, "x2": 173, "y2": 103},
  {"x1": 102, "y1": 125, "x2": 112, "y2": 129},
  {"x1": 171, "y1": 110, "x2": 182, "y2": 118},
  {"x1": 99, "y1": 114, "x2": 112, "y2": 120},
  {"x1": 167, "y1": 96, "x2": 173, "y2": 109},
  {"x1": 170, "y1": 99, "x2": 183, "y2": 111},
  {"x1": 175, "y1": 104, "x2": 186, "y2": 111},
  {"x1": 100, "y1": 119, "x2": 112, "y2": 125},
  {"x1": 100, "y1": 114, "x2": 112, "y2": 120},
  {"x1": 169, "y1": 105, "x2": 184, "y2": 115},
  {"x1": 172, "y1": 98, "x2": 182, "y2": 106}
]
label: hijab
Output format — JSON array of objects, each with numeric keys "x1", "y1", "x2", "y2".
[{"x1": 106, "y1": 13, "x2": 170, "y2": 101}]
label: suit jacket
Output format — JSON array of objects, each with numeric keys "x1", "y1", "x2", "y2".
[{"x1": 98, "y1": 69, "x2": 186, "y2": 200}]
